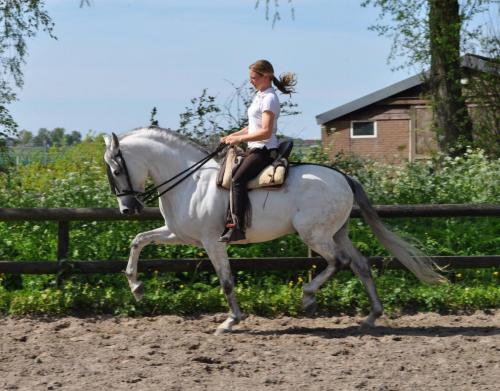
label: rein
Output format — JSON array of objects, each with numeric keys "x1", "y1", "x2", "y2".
[
  {"x1": 141, "y1": 143, "x2": 226, "y2": 203},
  {"x1": 108, "y1": 143, "x2": 226, "y2": 204}
]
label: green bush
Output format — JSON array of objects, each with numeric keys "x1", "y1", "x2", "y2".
[{"x1": 0, "y1": 141, "x2": 498, "y2": 316}]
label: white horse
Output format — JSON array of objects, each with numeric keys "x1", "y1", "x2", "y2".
[{"x1": 103, "y1": 127, "x2": 444, "y2": 335}]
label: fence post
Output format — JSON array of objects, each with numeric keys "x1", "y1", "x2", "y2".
[
  {"x1": 57, "y1": 221, "x2": 70, "y2": 260},
  {"x1": 55, "y1": 220, "x2": 71, "y2": 287}
]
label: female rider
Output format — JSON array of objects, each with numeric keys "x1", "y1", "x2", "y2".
[{"x1": 219, "y1": 59, "x2": 296, "y2": 242}]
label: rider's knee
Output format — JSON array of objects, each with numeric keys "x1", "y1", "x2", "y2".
[{"x1": 231, "y1": 176, "x2": 244, "y2": 185}]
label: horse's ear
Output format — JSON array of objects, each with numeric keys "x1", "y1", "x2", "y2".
[
  {"x1": 103, "y1": 134, "x2": 111, "y2": 148},
  {"x1": 111, "y1": 132, "x2": 120, "y2": 153}
]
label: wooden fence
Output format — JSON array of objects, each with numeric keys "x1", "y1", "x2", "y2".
[{"x1": 0, "y1": 204, "x2": 499, "y2": 275}]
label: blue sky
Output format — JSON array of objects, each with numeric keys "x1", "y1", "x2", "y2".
[{"x1": 7, "y1": 0, "x2": 486, "y2": 140}]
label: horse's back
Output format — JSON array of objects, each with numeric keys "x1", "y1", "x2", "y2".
[{"x1": 289, "y1": 164, "x2": 352, "y2": 195}]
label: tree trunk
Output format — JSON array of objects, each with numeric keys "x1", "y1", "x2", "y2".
[{"x1": 428, "y1": 0, "x2": 473, "y2": 154}]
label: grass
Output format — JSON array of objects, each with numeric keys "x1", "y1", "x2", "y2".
[{"x1": 1, "y1": 268, "x2": 498, "y2": 317}]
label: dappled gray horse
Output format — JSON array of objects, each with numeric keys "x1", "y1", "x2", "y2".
[{"x1": 104, "y1": 127, "x2": 444, "y2": 334}]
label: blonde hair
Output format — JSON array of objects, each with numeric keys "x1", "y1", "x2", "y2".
[{"x1": 249, "y1": 59, "x2": 297, "y2": 94}]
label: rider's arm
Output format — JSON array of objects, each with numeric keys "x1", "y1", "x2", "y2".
[
  {"x1": 220, "y1": 127, "x2": 248, "y2": 143},
  {"x1": 231, "y1": 127, "x2": 249, "y2": 136},
  {"x1": 237, "y1": 111, "x2": 274, "y2": 142}
]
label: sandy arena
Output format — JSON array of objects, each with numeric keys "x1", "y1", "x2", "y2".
[{"x1": 1, "y1": 311, "x2": 499, "y2": 391}]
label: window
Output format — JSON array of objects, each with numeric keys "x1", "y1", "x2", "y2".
[{"x1": 350, "y1": 121, "x2": 377, "y2": 138}]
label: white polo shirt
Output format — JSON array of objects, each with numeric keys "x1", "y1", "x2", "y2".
[{"x1": 247, "y1": 87, "x2": 280, "y2": 150}]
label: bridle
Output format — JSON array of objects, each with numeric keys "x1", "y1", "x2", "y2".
[
  {"x1": 106, "y1": 144, "x2": 226, "y2": 204},
  {"x1": 106, "y1": 149, "x2": 141, "y2": 198}
]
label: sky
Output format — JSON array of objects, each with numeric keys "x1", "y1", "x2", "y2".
[{"x1": 7, "y1": 0, "x2": 495, "y2": 140}]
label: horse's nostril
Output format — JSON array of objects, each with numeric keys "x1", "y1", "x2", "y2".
[{"x1": 122, "y1": 208, "x2": 131, "y2": 215}]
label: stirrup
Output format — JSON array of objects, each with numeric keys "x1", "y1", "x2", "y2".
[{"x1": 218, "y1": 227, "x2": 246, "y2": 243}]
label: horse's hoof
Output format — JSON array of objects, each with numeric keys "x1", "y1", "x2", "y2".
[
  {"x1": 303, "y1": 297, "x2": 318, "y2": 317},
  {"x1": 359, "y1": 318, "x2": 375, "y2": 332},
  {"x1": 132, "y1": 282, "x2": 145, "y2": 301},
  {"x1": 214, "y1": 327, "x2": 230, "y2": 336}
]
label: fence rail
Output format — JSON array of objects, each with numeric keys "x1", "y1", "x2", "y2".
[
  {"x1": 1, "y1": 204, "x2": 500, "y2": 221},
  {"x1": 0, "y1": 256, "x2": 499, "y2": 275},
  {"x1": 0, "y1": 204, "x2": 499, "y2": 275}
]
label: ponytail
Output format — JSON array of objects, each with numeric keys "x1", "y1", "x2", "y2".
[{"x1": 272, "y1": 73, "x2": 297, "y2": 95}]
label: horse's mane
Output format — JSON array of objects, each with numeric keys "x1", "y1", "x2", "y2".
[{"x1": 120, "y1": 126, "x2": 211, "y2": 155}]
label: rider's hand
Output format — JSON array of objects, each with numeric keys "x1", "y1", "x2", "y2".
[{"x1": 223, "y1": 135, "x2": 241, "y2": 145}]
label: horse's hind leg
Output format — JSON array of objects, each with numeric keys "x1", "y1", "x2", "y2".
[
  {"x1": 334, "y1": 226, "x2": 383, "y2": 328},
  {"x1": 302, "y1": 255, "x2": 339, "y2": 317},
  {"x1": 126, "y1": 226, "x2": 180, "y2": 301},
  {"x1": 296, "y1": 228, "x2": 350, "y2": 317}
]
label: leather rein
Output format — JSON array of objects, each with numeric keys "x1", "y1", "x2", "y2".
[{"x1": 106, "y1": 143, "x2": 226, "y2": 204}]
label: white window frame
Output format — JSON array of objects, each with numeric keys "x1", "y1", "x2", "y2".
[{"x1": 350, "y1": 120, "x2": 377, "y2": 139}]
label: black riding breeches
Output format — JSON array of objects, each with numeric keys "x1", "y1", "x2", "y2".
[{"x1": 231, "y1": 147, "x2": 275, "y2": 229}]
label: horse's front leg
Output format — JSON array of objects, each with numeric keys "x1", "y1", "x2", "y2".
[
  {"x1": 202, "y1": 239, "x2": 243, "y2": 335},
  {"x1": 126, "y1": 226, "x2": 181, "y2": 301}
]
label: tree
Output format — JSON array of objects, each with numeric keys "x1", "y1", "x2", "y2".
[
  {"x1": 17, "y1": 129, "x2": 33, "y2": 145},
  {"x1": 178, "y1": 88, "x2": 223, "y2": 147},
  {"x1": 32, "y1": 128, "x2": 51, "y2": 147},
  {"x1": 466, "y1": 37, "x2": 500, "y2": 156},
  {"x1": 50, "y1": 127, "x2": 66, "y2": 146},
  {"x1": 0, "y1": 1, "x2": 55, "y2": 142},
  {"x1": 28, "y1": 127, "x2": 83, "y2": 147},
  {"x1": 361, "y1": 0, "x2": 498, "y2": 154},
  {"x1": 428, "y1": 0, "x2": 474, "y2": 151},
  {"x1": 65, "y1": 130, "x2": 82, "y2": 146}
]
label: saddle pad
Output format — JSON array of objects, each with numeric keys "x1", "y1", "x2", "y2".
[
  {"x1": 247, "y1": 161, "x2": 287, "y2": 189},
  {"x1": 217, "y1": 148, "x2": 288, "y2": 190}
]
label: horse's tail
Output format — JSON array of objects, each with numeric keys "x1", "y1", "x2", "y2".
[{"x1": 346, "y1": 176, "x2": 447, "y2": 285}]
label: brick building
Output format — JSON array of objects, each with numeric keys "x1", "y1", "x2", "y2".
[{"x1": 316, "y1": 54, "x2": 496, "y2": 162}]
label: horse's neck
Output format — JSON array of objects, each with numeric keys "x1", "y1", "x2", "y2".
[
  {"x1": 138, "y1": 138, "x2": 219, "y2": 229},
  {"x1": 133, "y1": 137, "x2": 211, "y2": 186}
]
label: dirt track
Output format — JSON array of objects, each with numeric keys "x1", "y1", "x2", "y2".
[{"x1": 1, "y1": 311, "x2": 499, "y2": 391}]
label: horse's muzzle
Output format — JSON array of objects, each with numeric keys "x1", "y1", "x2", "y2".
[{"x1": 118, "y1": 195, "x2": 144, "y2": 215}]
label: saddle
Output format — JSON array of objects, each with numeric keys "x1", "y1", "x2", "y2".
[{"x1": 217, "y1": 140, "x2": 293, "y2": 190}]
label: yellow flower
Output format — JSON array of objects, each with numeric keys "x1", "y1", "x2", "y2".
[
  {"x1": 288, "y1": 281, "x2": 294, "y2": 288},
  {"x1": 297, "y1": 276, "x2": 303, "y2": 283},
  {"x1": 312, "y1": 264, "x2": 317, "y2": 269},
  {"x1": 456, "y1": 273, "x2": 462, "y2": 279},
  {"x1": 179, "y1": 284, "x2": 184, "y2": 289},
  {"x1": 493, "y1": 271, "x2": 499, "y2": 278}
]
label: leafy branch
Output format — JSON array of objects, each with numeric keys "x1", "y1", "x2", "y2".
[
  {"x1": 0, "y1": 0, "x2": 56, "y2": 140},
  {"x1": 254, "y1": 0, "x2": 295, "y2": 28}
]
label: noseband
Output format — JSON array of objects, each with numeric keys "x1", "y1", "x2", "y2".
[{"x1": 106, "y1": 144, "x2": 226, "y2": 203}]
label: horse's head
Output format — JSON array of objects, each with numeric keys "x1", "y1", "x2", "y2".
[{"x1": 103, "y1": 132, "x2": 145, "y2": 215}]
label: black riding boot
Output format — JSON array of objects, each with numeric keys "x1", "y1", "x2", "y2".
[{"x1": 218, "y1": 181, "x2": 247, "y2": 243}]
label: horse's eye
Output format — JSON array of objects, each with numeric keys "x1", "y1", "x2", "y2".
[{"x1": 113, "y1": 170, "x2": 120, "y2": 176}]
